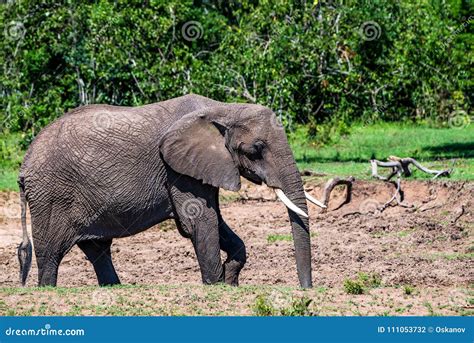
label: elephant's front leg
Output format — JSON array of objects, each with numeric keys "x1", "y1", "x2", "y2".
[
  {"x1": 191, "y1": 217, "x2": 224, "y2": 284},
  {"x1": 168, "y1": 178, "x2": 224, "y2": 284},
  {"x1": 218, "y1": 218, "x2": 246, "y2": 286}
]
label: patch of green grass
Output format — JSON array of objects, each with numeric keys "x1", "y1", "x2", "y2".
[
  {"x1": 428, "y1": 252, "x2": 474, "y2": 261},
  {"x1": 423, "y1": 301, "x2": 440, "y2": 316},
  {"x1": 344, "y1": 272, "x2": 382, "y2": 294},
  {"x1": 253, "y1": 294, "x2": 314, "y2": 316},
  {"x1": 0, "y1": 132, "x2": 25, "y2": 191},
  {"x1": 267, "y1": 234, "x2": 293, "y2": 243},
  {"x1": 281, "y1": 296, "x2": 313, "y2": 316},
  {"x1": 0, "y1": 169, "x2": 18, "y2": 191},
  {"x1": 397, "y1": 229, "x2": 414, "y2": 238},
  {"x1": 315, "y1": 286, "x2": 328, "y2": 293},
  {"x1": 2, "y1": 284, "x2": 470, "y2": 316},
  {"x1": 357, "y1": 272, "x2": 382, "y2": 288},
  {"x1": 253, "y1": 295, "x2": 275, "y2": 316},
  {"x1": 266, "y1": 232, "x2": 318, "y2": 243},
  {"x1": 219, "y1": 192, "x2": 241, "y2": 204},
  {"x1": 343, "y1": 279, "x2": 365, "y2": 295},
  {"x1": 290, "y1": 122, "x2": 474, "y2": 180}
]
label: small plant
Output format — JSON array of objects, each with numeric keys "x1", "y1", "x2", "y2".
[
  {"x1": 253, "y1": 295, "x2": 275, "y2": 316},
  {"x1": 344, "y1": 272, "x2": 382, "y2": 294},
  {"x1": 281, "y1": 297, "x2": 313, "y2": 316},
  {"x1": 423, "y1": 301, "x2": 436, "y2": 316},
  {"x1": 344, "y1": 279, "x2": 364, "y2": 295},
  {"x1": 403, "y1": 285, "x2": 414, "y2": 295},
  {"x1": 358, "y1": 272, "x2": 382, "y2": 288}
]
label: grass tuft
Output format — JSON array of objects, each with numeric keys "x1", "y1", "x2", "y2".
[
  {"x1": 403, "y1": 285, "x2": 415, "y2": 295},
  {"x1": 344, "y1": 272, "x2": 382, "y2": 295},
  {"x1": 267, "y1": 234, "x2": 293, "y2": 243},
  {"x1": 343, "y1": 279, "x2": 365, "y2": 295}
]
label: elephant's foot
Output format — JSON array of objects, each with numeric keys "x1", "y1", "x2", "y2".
[{"x1": 223, "y1": 259, "x2": 244, "y2": 286}]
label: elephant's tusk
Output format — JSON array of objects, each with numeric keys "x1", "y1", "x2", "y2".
[
  {"x1": 304, "y1": 191, "x2": 327, "y2": 208},
  {"x1": 274, "y1": 189, "x2": 309, "y2": 218}
]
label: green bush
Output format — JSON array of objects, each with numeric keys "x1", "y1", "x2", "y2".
[
  {"x1": 343, "y1": 279, "x2": 365, "y2": 295},
  {"x1": 1, "y1": 0, "x2": 472, "y2": 144}
]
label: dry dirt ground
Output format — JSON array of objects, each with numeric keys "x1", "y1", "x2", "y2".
[{"x1": 0, "y1": 179, "x2": 472, "y2": 316}]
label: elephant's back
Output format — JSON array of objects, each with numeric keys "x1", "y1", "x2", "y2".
[
  {"x1": 21, "y1": 104, "x2": 165, "y2": 174},
  {"x1": 20, "y1": 104, "x2": 169, "y2": 210},
  {"x1": 21, "y1": 94, "x2": 219, "y2": 173}
]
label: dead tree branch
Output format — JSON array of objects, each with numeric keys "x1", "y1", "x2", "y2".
[
  {"x1": 451, "y1": 205, "x2": 465, "y2": 224},
  {"x1": 320, "y1": 176, "x2": 355, "y2": 213},
  {"x1": 371, "y1": 156, "x2": 452, "y2": 180},
  {"x1": 370, "y1": 156, "x2": 452, "y2": 211}
]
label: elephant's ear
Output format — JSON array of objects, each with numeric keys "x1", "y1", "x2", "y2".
[{"x1": 159, "y1": 111, "x2": 241, "y2": 191}]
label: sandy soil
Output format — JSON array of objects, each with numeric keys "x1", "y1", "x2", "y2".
[{"x1": 0, "y1": 179, "x2": 472, "y2": 315}]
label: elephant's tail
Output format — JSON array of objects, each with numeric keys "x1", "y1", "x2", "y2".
[{"x1": 17, "y1": 176, "x2": 32, "y2": 286}]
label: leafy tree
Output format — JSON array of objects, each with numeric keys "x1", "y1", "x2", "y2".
[{"x1": 0, "y1": 0, "x2": 471, "y2": 145}]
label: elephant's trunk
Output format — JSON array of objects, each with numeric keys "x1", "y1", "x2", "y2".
[{"x1": 276, "y1": 160, "x2": 312, "y2": 288}]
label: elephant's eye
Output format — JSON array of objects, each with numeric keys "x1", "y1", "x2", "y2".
[{"x1": 238, "y1": 141, "x2": 264, "y2": 160}]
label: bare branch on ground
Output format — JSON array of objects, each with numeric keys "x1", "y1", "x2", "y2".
[{"x1": 370, "y1": 156, "x2": 452, "y2": 211}]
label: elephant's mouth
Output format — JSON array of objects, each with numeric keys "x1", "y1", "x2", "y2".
[
  {"x1": 238, "y1": 168, "x2": 327, "y2": 212},
  {"x1": 239, "y1": 167, "x2": 263, "y2": 185}
]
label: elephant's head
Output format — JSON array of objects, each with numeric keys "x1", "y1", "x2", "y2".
[{"x1": 160, "y1": 104, "x2": 323, "y2": 288}]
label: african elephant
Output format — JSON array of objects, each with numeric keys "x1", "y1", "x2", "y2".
[{"x1": 17, "y1": 94, "x2": 324, "y2": 288}]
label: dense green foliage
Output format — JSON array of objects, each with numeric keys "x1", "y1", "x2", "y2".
[{"x1": 1, "y1": 0, "x2": 472, "y2": 143}]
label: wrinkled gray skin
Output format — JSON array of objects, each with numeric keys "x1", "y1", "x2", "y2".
[{"x1": 18, "y1": 94, "x2": 312, "y2": 288}]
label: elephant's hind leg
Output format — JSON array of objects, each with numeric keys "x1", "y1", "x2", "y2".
[
  {"x1": 35, "y1": 240, "x2": 70, "y2": 287},
  {"x1": 77, "y1": 239, "x2": 120, "y2": 286},
  {"x1": 218, "y1": 218, "x2": 247, "y2": 286},
  {"x1": 32, "y1": 218, "x2": 75, "y2": 287}
]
